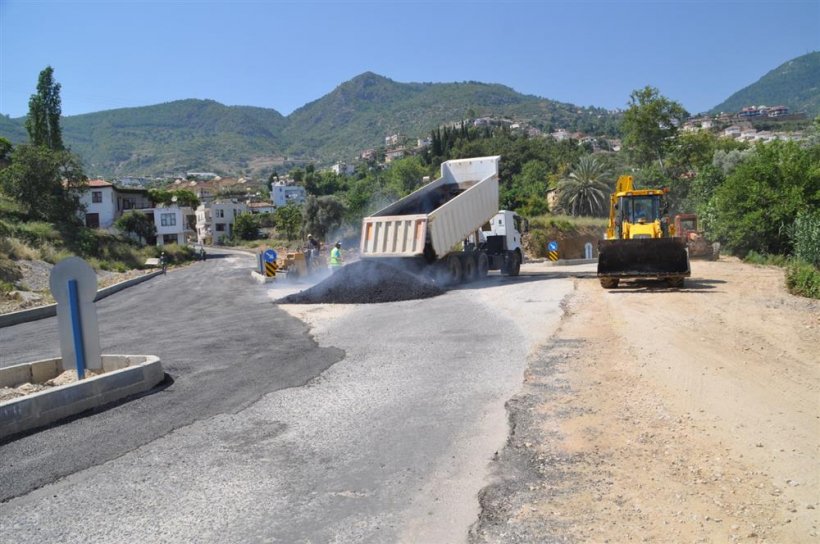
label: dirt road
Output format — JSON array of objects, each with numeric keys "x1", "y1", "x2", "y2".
[{"x1": 473, "y1": 258, "x2": 819, "y2": 543}]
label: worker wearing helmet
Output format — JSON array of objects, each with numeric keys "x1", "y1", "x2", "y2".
[{"x1": 329, "y1": 241, "x2": 343, "y2": 273}]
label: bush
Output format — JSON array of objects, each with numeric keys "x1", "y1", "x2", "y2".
[
  {"x1": 13, "y1": 221, "x2": 60, "y2": 246},
  {"x1": 793, "y1": 210, "x2": 820, "y2": 266},
  {"x1": 743, "y1": 251, "x2": 789, "y2": 267},
  {"x1": 0, "y1": 256, "x2": 22, "y2": 283},
  {"x1": 786, "y1": 260, "x2": 820, "y2": 299}
]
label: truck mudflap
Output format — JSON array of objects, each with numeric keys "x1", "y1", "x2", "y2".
[{"x1": 597, "y1": 238, "x2": 691, "y2": 278}]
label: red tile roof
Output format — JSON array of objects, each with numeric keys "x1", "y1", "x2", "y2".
[{"x1": 87, "y1": 179, "x2": 113, "y2": 188}]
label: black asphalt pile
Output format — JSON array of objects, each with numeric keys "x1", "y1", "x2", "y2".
[{"x1": 277, "y1": 260, "x2": 443, "y2": 304}]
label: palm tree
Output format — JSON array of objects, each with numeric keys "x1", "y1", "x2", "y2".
[{"x1": 557, "y1": 155, "x2": 611, "y2": 216}]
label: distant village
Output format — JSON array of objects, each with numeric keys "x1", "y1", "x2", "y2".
[{"x1": 82, "y1": 103, "x2": 807, "y2": 248}]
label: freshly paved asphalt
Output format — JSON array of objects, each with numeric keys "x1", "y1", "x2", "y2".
[
  {"x1": 0, "y1": 254, "x2": 577, "y2": 543},
  {"x1": 0, "y1": 250, "x2": 343, "y2": 502}
]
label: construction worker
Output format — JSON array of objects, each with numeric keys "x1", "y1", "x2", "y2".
[{"x1": 329, "y1": 241, "x2": 343, "y2": 273}]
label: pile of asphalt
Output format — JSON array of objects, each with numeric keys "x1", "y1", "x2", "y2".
[{"x1": 277, "y1": 260, "x2": 443, "y2": 304}]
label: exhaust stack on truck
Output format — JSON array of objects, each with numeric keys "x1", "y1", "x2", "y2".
[{"x1": 360, "y1": 156, "x2": 524, "y2": 285}]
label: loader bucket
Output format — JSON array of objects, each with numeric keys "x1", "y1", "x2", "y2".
[{"x1": 597, "y1": 238, "x2": 690, "y2": 279}]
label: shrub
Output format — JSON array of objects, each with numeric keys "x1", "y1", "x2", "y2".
[
  {"x1": 0, "y1": 257, "x2": 22, "y2": 283},
  {"x1": 13, "y1": 221, "x2": 60, "y2": 246},
  {"x1": 786, "y1": 260, "x2": 820, "y2": 299},
  {"x1": 793, "y1": 210, "x2": 820, "y2": 266}
]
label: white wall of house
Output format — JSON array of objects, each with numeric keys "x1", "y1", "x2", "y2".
[
  {"x1": 271, "y1": 183, "x2": 306, "y2": 207},
  {"x1": 152, "y1": 207, "x2": 186, "y2": 246},
  {"x1": 195, "y1": 201, "x2": 249, "y2": 244},
  {"x1": 80, "y1": 186, "x2": 117, "y2": 228}
]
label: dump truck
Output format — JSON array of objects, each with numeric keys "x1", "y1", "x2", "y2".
[
  {"x1": 360, "y1": 156, "x2": 524, "y2": 285},
  {"x1": 597, "y1": 175, "x2": 690, "y2": 288},
  {"x1": 674, "y1": 213, "x2": 720, "y2": 260}
]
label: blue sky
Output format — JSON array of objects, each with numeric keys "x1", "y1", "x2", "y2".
[{"x1": 1, "y1": 0, "x2": 818, "y2": 119}]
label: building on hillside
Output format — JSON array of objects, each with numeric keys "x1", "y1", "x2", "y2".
[
  {"x1": 78, "y1": 180, "x2": 187, "y2": 246},
  {"x1": 385, "y1": 134, "x2": 400, "y2": 147},
  {"x1": 195, "y1": 200, "x2": 249, "y2": 244},
  {"x1": 80, "y1": 180, "x2": 117, "y2": 229},
  {"x1": 248, "y1": 202, "x2": 276, "y2": 214},
  {"x1": 331, "y1": 162, "x2": 355, "y2": 176},
  {"x1": 359, "y1": 148, "x2": 377, "y2": 161},
  {"x1": 116, "y1": 187, "x2": 154, "y2": 212},
  {"x1": 551, "y1": 129, "x2": 570, "y2": 141},
  {"x1": 270, "y1": 182, "x2": 306, "y2": 207},
  {"x1": 385, "y1": 148, "x2": 406, "y2": 163},
  {"x1": 723, "y1": 126, "x2": 741, "y2": 138}
]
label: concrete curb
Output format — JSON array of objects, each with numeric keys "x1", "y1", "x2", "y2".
[
  {"x1": 0, "y1": 354, "x2": 164, "y2": 440},
  {"x1": 0, "y1": 270, "x2": 162, "y2": 329}
]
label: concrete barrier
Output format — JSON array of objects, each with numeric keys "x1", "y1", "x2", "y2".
[
  {"x1": 0, "y1": 354, "x2": 164, "y2": 440},
  {"x1": 0, "y1": 270, "x2": 162, "y2": 329}
]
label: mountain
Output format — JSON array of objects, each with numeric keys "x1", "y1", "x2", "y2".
[
  {"x1": 710, "y1": 51, "x2": 820, "y2": 116},
  {"x1": 282, "y1": 72, "x2": 616, "y2": 160},
  {"x1": 0, "y1": 73, "x2": 617, "y2": 177}
]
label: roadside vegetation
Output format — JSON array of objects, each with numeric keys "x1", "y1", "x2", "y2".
[
  {"x1": 0, "y1": 68, "x2": 195, "y2": 302},
  {"x1": 1, "y1": 67, "x2": 817, "y2": 300}
]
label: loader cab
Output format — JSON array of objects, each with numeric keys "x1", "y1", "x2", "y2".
[
  {"x1": 616, "y1": 193, "x2": 667, "y2": 239},
  {"x1": 620, "y1": 195, "x2": 661, "y2": 224}
]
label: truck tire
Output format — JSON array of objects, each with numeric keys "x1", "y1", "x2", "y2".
[
  {"x1": 477, "y1": 253, "x2": 489, "y2": 279},
  {"x1": 600, "y1": 277, "x2": 619, "y2": 289},
  {"x1": 446, "y1": 254, "x2": 462, "y2": 285},
  {"x1": 502, "y1": 251, "x2": 521, "y2": 276},
  {"x1": 461, "y1": 254, "x2": 477, "y2": 283}
]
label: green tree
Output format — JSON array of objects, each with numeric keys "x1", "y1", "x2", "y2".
[
  {"x1": 274, "y1": 202, "x2": 302, "y2": 241},
  {"x1": 709, "y1": 141, "x2": 819, "y2": 257},
  {"x1": 383, "y1": 156, "x2": 429, "y2": 195},
  {"x1": 557, "y1": 155, "x2": 611, "y2": 216},
  {"x1": 232, "y1": 213, "x2": 261, "y2": 241},
  {"x1": 0, "y1": 137, "x2": 12, "y2": 168},
  {"x1": 303, "y1": 195, "x2": 346, "y2": 241},
  {"x1": 0, "y1": 144, "x2": 85, "y2": 223},
  {"x1": 25, "y1": 66, "x2": 64, "y2": 150},
  {"x1": 621, "y1": 86, "x2": 688, "y2": 170},
  {"x1": 114, "y1": 211, "x2": 156, "y2": 245}
]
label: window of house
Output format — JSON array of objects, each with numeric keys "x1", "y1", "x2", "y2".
[
  {"x1": 216, "y1": 223, "x2": 225, "y2": 231},
  {"x1": 161, "y1": 213, "x2": 177, "y2": 227},
  {"x1": 216, "y1": 209, "x2": 225, "y2": 218},
  {"x1": 92, "y1": 191, "x2": 102, "y2": 203}
]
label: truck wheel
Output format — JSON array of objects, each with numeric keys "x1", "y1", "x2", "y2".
[
  {"x1": 600, "y1": 277, "x2": 619, "y2": 289},
  {"x1": 503, "y1": 251, "x2": 521, "y2": 276},
  {"x1": 476, "y1": 253, "x2": 489, "y2": 279},
  {"x1": 509, "y1": 251, "x2": 521, "y2": 276},
  {"x1": 461, "y1": 254, "x2": 477, "y2": 283},
  {"x1": 446, "y1": 254, "x2": 462, "y2": 285}
]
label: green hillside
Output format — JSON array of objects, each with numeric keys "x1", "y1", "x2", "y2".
[
  {"x1": 0, "y1": 72, "x2": 620, "y2": 176},
  {"x1": 283, "y1": 72, "x2": 617, "y2": 160},
  {"x1": 711, "y1": 51, "x2": 820, "y2": 116}
]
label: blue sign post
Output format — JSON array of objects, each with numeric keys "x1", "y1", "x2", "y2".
[
  {"x1": 547, "y1": 240, "x2": 559, "y2": 262},
  {"x1": 263, "y1": 249, "x2": 278, "y2": 278}
]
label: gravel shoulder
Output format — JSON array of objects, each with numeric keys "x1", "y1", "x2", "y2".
[{"x1": 471, "y1": 258, "x2": 819, "y2": 543}]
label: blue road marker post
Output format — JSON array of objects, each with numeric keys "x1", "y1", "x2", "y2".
[{"x1": 67, "y1": 279, "x2": 87, "y2": 379}]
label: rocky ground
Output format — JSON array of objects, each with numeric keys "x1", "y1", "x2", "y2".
[
  {"x1": 0, "y1": 259, "x2": 152, "y2": 314},
  {"x1": 471, "y1": 258, "x2": 819, "y2": 543}
]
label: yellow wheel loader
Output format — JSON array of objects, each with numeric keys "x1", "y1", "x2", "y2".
[{"x1": 597, "y1": 175, "x2": 690, "y2": 288}]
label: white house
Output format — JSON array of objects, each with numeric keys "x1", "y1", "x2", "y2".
[
  {"x1": 331, "y1": 163, "x2": 355, "y2": 176},
  {"x1": 248, "y1": 202, "x2": 276, "y2": 214},
  {"x1": 271, "y1": 182, "x2": 306, "y2": 207},
  {"x1": 148, "y1": 206, "x2": 186, "y2": 246},
  {"x1": 80, "y1": 180, "x2": 117, "y2": 228},
  {"x1": 195, "y1": 200, "x2": 249, "y2": 244}
]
